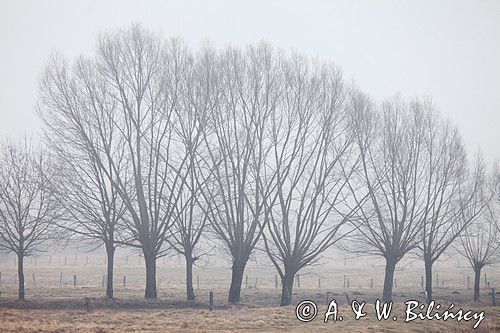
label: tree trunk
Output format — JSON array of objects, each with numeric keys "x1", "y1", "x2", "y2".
[
  {"x1": 186, "y1": 256, "x2": 195, "y2": 301},
  {"x1": 105, "y1": 243, "x2": 115, "y2": 299},
  {"x1": 382, "y1": 257, "x2": 396, "y2": 302},
  {"x1": 228, "y1": 260, "x2": 246, "y2": 304},
  {"x1": 144, "y1": 253, "x2": 157, "y2": 299},
  {"x1": 17, "y1": 254, "x2": 25, "y2": 301},
  {"x1": 280, "y1": 271, "x2": 295, "y2": 306},
  {"x1": 424, "y1": 257, "x2": 433, "y2": 303},
  {"x1": 473, "y1": 266, "x2": 481, "y2": 302}
]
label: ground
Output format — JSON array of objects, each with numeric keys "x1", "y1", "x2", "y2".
[
  {"x1": 0, "y1": 252, "x2": 498, "y2": 332},
  {"x1": 1, "y1": 303, "x2": 499, "y2": 332}
]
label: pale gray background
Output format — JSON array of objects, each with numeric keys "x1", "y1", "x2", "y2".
[{"x1": 1, "y1": 0, "x2": 499, "y2": 162}]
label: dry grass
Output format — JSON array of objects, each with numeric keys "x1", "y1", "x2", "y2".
[
  {"x1": 0, "y1": 253, "x2": 498, "y2": 332},
  {"x1": 0, "y1": 303, "x2": 498, "y2": 332}
]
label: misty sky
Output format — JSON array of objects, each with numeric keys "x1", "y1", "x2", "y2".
[{"x1": 1, "y1": 0, "x2": 499, "y2": 162}]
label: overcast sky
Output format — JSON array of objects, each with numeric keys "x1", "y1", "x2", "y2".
[{"x1": 1, "y1": 0, "x2": 499, "y2": 162}]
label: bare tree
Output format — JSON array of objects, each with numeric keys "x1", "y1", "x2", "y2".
[
  {"x1": 262, "y1": 57, "x2": 360, "y2": 306},
  {"x1": 199, "y1": 43, "x2": 279, "y2": 303},
  {"x1": 416, "y1": 106, "x2": 486, "y2": 302},
  {"x1": 348, "y1": 93, "x2": 431, "y2": 302},
  {"x1": 0, "y1": 139, "x2": 61, "y2": 300},
  {"x1": 38, "y1": 55, "x2": 125, "y2": 298},
  {"x1": 458, "y1": 201, "x2": 499, "y2": 301},
  {"x1": 166, "y1": 49, "x2": 212, "y2": 301},
  {"x1": 38, "y1": 25, "x2": 192, "y2": 298},
  {"x1": 91, "y1": 26, "x2": 193, "y2": 298}
]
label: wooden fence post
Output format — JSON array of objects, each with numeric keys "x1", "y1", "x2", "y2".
[
  {"x1": 467, "y1": 276, "x2": 470, "y2": 289},
  {"x1": 492, "y1": 288, "x2": 496, "y2": 306},
  {"x1": 344, "y1": 292, "x2": 351, "y2": 305},
  {"x1": 60, "y1": 272, "x2": 63, "y2": 286},
  {"x1": 318, "y1": 278, "x2": 321, "y2": 289},
  {"x1": 84, "y1": 297, "x2": 91, "y2": 312},
  {"x1": 123, "y1": 276, "x2": 126, "y2": 288},
  {"x1": 347, "y1": 279, "x2": 350, "y2": 289},
  {"x1": 326, "y1": 291, "x2": 331, "y2": 305},
  {"x1": 370, "y1": 279, "x2": 373, "y2": 289},
  {"x1": 274, "y1": 274, "x2": 278, "y2": 289},
  {"x1": 209, "y1": 291, "x2": 214, "y2": 311}
]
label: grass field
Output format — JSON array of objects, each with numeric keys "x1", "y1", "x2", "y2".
[
  {"x1": 1, "y1": 304, "x2": 499, "y2": 332},
  {"x1": 0, "y1": 251, "x2": 498, "y2": 332}
]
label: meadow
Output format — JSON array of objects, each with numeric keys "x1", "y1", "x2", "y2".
[{"x1": 0, "y1": 250, "x2": 498, "y2": 332}]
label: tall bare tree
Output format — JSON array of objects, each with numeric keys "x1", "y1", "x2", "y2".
[
  {"x1": 418, "y1": 126, "x2": 487, "y2": 303},
  {"x1": 92, "y1": 26, "x2": 193, "y2": 298},
  {"x1": 38, "y1": 25, "x2": 192, "y2": 298},
  {"x1": 262, "y1": 57, "x2": 361, "y2": 306},
  {"x1": 38, "y1": 55, "x2": 125, "y2": 298},
  {"x1": 167, "y1": 49, "x2": 212, "y2": 301},
  {"x1": 199, "y1": 43, "x2": 280, "y2": 303},
  {"x1": 0, "y1": 139, "x2": 60, "y2": 300},
  {"x1": 348, "y1": 93, "x2": 430, "y2": 302},
  {"x1": 458, "y1": 202, "x2": 499, "y2": 301}
]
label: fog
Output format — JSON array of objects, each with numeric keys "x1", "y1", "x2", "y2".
[{"x1": 1, "y1": 0, "x2": 499, "y2": 162}]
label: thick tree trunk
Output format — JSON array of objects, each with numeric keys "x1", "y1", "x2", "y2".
[
  {"x1": 105, "y1": 244, "x2": 115, "y2": 299},
  {"x1": 228, "y1": 260, "x2": 246, "y2": 304},
  {"x1": 424, "y1": 257, "x2": 433, "y2": 303},
  {"x1": 473, "y1": 266, "x2": 481, "y2": 302},
  {"x1": 382, "y1": 257, "x2": 397, "y2": 302},
  {"x1": 144, "y1": 253, "x2": 157, "y2": 299},
  {"x1": 17, "y1": 254, "x2": 25, "y2": 301},
  {"x1": 186, "y1": 256, "x2": 195, "y2": 301},
  {"x1": 280, "y1": 271, "x2": 295, "y2": 306}
]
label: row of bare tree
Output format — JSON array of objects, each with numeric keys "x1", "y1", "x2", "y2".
[{"x1": 0, "y1": 25, "x2": 498, "y2": 306}]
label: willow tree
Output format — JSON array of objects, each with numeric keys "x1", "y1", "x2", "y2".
[
  {"x1": 38, "y1": 54, "x2": 125, "y2": 299},
  {"x1": 418, "y1": 118, "x2": 487, "y2": 303},
  {"x1": 0, "y1": 139, "x2": 60, "y2": 300},
  {"x1": 38, "y1": 25, "x2": 192, "y2": 298},
  {"x1": 167, "y1": 48, "x2": 212, "y2": 301},
  {"x1": 262, "y1": 56, "x2": 361, "y2": 306},
  {"x1": 199, "y1": 43, "x2": 280, "y2": 304},
  {"x1": 458, "y1": 202, "x2": 499, "y2": 301},
  {"x1": 92, "y1": 26, "x2": 194, "y2": 298},
  {"x1": 348, "y1": 93, "x2": 430, "y2": 302}
]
